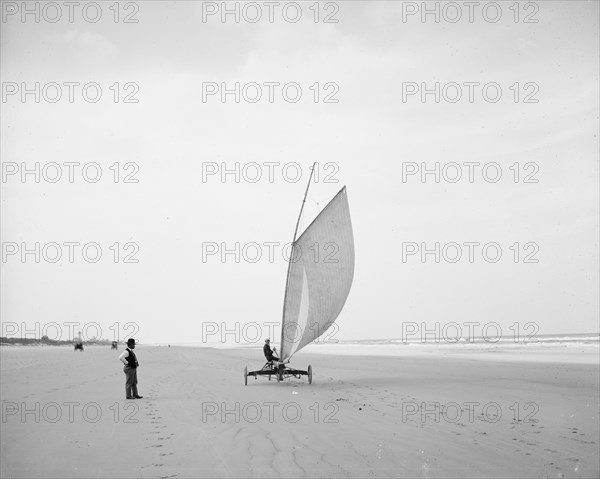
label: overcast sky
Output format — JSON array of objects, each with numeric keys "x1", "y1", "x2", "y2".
[{"x1": 1, "y1": 1, "x2": 598, "y2": 345}]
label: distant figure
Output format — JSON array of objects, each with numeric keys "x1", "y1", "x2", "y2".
[
  {"x1": 74, "y1": 342, "x2": 84, "y2": 352},
  {"x1": 119, "y1": 338, "x2": 142, "y2": 399},
  {"x1": 111, "y1": 341, "x2": 118, "y2": 350},
  {"x1": 263, "y1": 338, "x2": 279, "y2": 362}
]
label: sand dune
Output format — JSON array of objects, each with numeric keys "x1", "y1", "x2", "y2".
[{"x1": 1, "y1": 344, "x2": 598, "y2": 478}]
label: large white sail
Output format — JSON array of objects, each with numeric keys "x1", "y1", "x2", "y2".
[{"x1": 279, "y1": 187, "x2": 354, "y2": 362}]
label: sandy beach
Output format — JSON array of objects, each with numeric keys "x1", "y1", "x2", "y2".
[{"x1": 1, "y1": 344, "x2": 598, "y2": 478}]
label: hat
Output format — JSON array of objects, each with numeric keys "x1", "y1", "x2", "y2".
[
  {"x1": 127, "y1": 338, "x2": 136, "y2": 346},
  {"x1": 265, "y1": 338, "x2": 270, "y2": 342}
]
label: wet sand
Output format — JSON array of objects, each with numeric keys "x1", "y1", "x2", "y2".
[{"x1": 1, "y1": 344, "x2": 598, "y2": 478}]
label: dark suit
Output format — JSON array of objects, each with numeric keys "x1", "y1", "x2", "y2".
[{"x1": 263, "y1": 344, "x2": 278, "y2": 361}]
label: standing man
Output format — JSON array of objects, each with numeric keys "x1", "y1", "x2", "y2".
[{"x1": 119, "y1": 338, "x2": 143, "y2": 399}]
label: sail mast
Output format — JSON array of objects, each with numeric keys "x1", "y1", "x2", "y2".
[
  {"x1": 279, "y1": 163, "x2": 316, "y2": 360},
  {"x1": 292, "y1": 162, "x2": 317, "y2": 243}
]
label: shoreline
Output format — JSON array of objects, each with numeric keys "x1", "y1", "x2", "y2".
[{"x1": 3, "y1": 340, "x2": 598, "y2": 365}]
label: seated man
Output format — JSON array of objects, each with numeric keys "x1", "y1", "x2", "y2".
[{"x1": 263, "y1": 338, "x2": 279, "y2": 362}]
